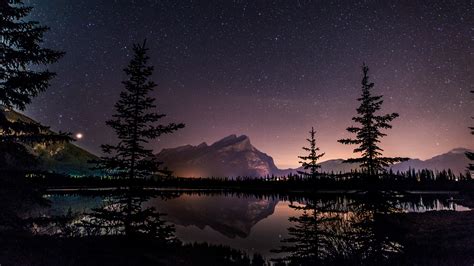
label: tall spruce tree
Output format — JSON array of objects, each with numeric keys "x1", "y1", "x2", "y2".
[
  {"x1": 466, "y1": 91, "x2": 474, "y2": 171},
  {"x1": 0, "y1": 0, "x2": 70, "y2": 232},
  {"x1": 298, "y1": 127, "x2": 325, "y2": 179},
  {"x1": 87, "y1": 41, "x2": 184, "y2": 239},
  {"x1": 0, "y1": 0, "x2": 70, "y2": 168},
  {"x1": 338, "y1": 64, "x2": 407, "y2": 178}
]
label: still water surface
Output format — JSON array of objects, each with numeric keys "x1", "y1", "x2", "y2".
[{"x1": 36, "y1": 192, "x2": 469, "y2": 260}]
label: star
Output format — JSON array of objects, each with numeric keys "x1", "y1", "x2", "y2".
[{"x1": 27, "y1": 0, "x2": 472, "y2": 168}]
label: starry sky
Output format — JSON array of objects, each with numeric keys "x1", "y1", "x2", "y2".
[{"x1": 25, "y1": 0, "x2": 472, "y2": 168}]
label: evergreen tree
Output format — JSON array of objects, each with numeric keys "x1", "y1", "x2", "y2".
[
  {"x1": 338, "y1": 64, "x2": 407, "y2": 178},
  {"x1": 0, "y1": 0, "x2": 69, "y2": 232},
  {"x1": 466, "y1": 91, "x2": 474, "y2": 171},
  {"x1": 298, "y1": 127, "x2": 325, "y2": 179},
  {"x1": 87, "y1": 41, "x2": 184, "y2": 239},
  {"x1": 0, "y1": 0, "x2": 70, "y2": 169}
]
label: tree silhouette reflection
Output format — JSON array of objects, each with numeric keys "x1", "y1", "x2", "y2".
[
  {"x1": 275, "y1": 192, "x2": 404, "y2": 265},
  {"x1": 348, "y1": 191, "x2": 403, "y2": 264}
]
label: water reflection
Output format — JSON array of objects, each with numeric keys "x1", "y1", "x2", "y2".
[
  {"x1": 147, "y1": 193, "x2": 278, "y2": 238},
  {"x1": 36, "y1": 192, "x2": 468, "y2": 260},
  {"x1": 272, "y1": 197, "x2": 350, "y2": 265},
  {"x1": 272, "y1": 192, "x2": 402, "y2": 265},
  {"x1": 346, "y1": 192, "x2": 404, "y2": 264}
]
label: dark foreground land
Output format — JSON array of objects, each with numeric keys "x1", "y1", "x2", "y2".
[
  {"x1": 1, "y1": 236, "x2": 264, "y2": 266},
  {"x1": 392, "y1": 210, "x2": 474, "y2": 265}
]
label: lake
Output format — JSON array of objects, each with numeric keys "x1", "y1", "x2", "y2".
[{"x1": 32, "y1": 191, "x2": 470, "y2": 261}]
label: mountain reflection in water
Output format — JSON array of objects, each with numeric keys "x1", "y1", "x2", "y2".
[
  {"x1": 39, "y1": 192, "x2": 469, "y2": 260},
  {"x1": 146, "y1": 193, "x2": 279, "y2": 238}
]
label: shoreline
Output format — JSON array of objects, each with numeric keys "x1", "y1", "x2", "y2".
[{"x1": 45, "y1": 187, "x2": 463, "y2": 195}]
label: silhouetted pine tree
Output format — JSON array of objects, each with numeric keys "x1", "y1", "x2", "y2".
[
  {"x1": 338, "y1": 64, "x2": 407, "y2": 179},
  {"x1": 0, "y1": 0, "x2": 69, "y2": 232},
  {"x1": 86, "y1": 41, "x2": 184, "y2": 240},
  {"x1": 466, "y1": 91, "x2": 474, "y2": 171},
  {"x1": 298, "y1": 127, "x2": 325, "y2": 180},
  {"x1": 0, "y1": 0, "x2": 70, "y2": 169}
]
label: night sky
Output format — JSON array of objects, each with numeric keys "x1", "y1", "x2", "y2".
[{"x1": 25, "y1": 0, "x2": 472, "y2": 168}]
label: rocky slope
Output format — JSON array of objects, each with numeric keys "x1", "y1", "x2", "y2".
[
  {"x1": 390, "y1": 148, "x2": 472, "y2": 175},
  {"x1": 156, "y1": 134, "x2": 281, "y2": 177},
  {"x1": 157, "y1": 134, "x2": 472, "y2": 177},
  {"x1": 1, "y1": 108, "x2": 98, "y2": 176}
]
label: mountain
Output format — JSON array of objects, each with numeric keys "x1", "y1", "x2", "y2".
[
  {"x1": 157, "y1": 134, "x2": 472, "y2": 177},
  {"x1": 285, "y1": 148, "x2": 472, "y2": 176},
  {"x1": 147, "y1": 194, "x2": 278, "y2": 238},
  {"x1": 390, "y1": 148, "x2": 472, "y2": 175},
  {"x1": 320, "y1": 159, "x2": 361, "y2": 173},
  {"x1": 35, "y1": 142, "x2": 99, "y2": 176},
  {"x1": 1, "y1": 108, "x2": 98, "y2": 176},
  {"x1": 284, "y1": 149, "x2": 473, "y2": 176},
  {"x1": 156, "y1": 134, "x2": 281, "y2": 177},
  {"x1": 156, "y1": 134, "x2": 362, "y2": 178},
  {"x1": 280, "y1": 159, "x2": 361, "y2": 176},
  {"x1": 279, "y1": 159, "x2": 360, "y2": 176}
]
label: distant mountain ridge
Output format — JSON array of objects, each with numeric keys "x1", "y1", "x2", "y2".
[
  {"x1": 157, "y1": 134, "x2": 281, "y2": 177},
  {"x1": 1, "y1": 108, "x2": 98, "y2": 176},
  {"x1": 279, "y1": 159, "x2": 361, "y2": 176},
  {"x1": 283, "y1": 148, "x2": 472, "y2": 176},
  {"x1": 148, "y1": 194, "x2": 278, "y2": 238},
  {"x1": 4, "y1": 109, "x2": 469, "y2": 179},
  {"x1": 390, "y1": 148, "x2": 472, "y2": 175},
  {"x1": 157, "y1": 135, "x2": 473, "y2": 178}
]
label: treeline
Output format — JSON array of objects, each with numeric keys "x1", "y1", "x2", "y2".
[{"x1": 32, "y1": 167, "x2": 473, "y2": 192}]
